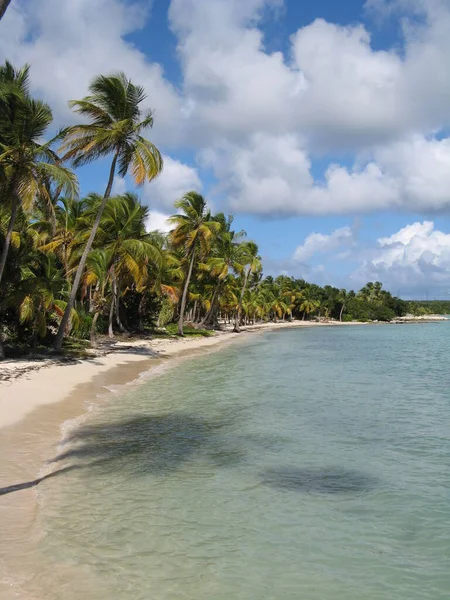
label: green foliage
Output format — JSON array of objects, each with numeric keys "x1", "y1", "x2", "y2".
[{"x1": 165, "y1": 323, "x2": 214, "y2": 337}]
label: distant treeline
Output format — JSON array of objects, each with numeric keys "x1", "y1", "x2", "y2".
[{"x1": 407, "y1": 300, "x2": 450, "y2": 316}]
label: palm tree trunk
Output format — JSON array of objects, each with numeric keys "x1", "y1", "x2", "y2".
[
  {"x1": 108, "y1": 297, "x2": 115, "y2": 338},
  {"x1": 339, "y1": 304, "x2": 345, "y2": 321},
  {"x1": 0, "y1": 0, "x2": 12, "y2": 20},
  {"x1": 234, "y1": 267, "x2": 250, "y2": 333},
  {"x1": 201, "y1": 283, "x2": 220, "y2": 327},
  {"x1": 113, "y1": 276, "x2": 125, "y2": 332},
  {"x1": 178, "y1": 247, "x2": 196, "y2": 336},
  {"x1": 90, "y1": 311, "x2": 100, "y2": 346},
  {"x1": 0, "y1": 193, "x2": 19, "y2": 287},
  {"x1": 53, "y1": 152, "x2": 118, "y2": 351},
  {"x1": 0, "y1": 338, "x2": 5, "y2": 360}
]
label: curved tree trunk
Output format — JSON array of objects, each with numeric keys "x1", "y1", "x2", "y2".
[
  {"x1": 53, "y1": 152, "x2": 118, "y2": 351},
  {"x1": 0, "y1": 0, "x2": 12, "y2": 20},
  {"x1": 339, "y1": 303, "x2": 345, "y2": 322},
  {"x1": 178, "y1": 247, "x2": 196, "y2": 336}
]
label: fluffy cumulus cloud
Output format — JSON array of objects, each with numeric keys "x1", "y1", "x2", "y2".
[
  {"x1": 293, "y1": 227, "x2": 355, "y2": 262},
  {"x1": 355, "y1": 221, "x2": 450, "y2": 289},
  {"x1": 169, "y1": 0, "x2": 450, "y2": 214},
  {"x1": 145, "y1": 211, "x2": 172, "y2": 233},
  {"x1": 0, "y1": 0, "x2": 183, "y2": 144},
  {"x1": 4, "y1": 0, "x2": 450, "y2": 216},
  {"x1": 201, "y1": 133, "x2": 450, "y2": 215},
  {"x1": 143, "y1": 155, "x2": 202, "y2": 211}
]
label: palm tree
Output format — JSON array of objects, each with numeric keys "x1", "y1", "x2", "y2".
[
  {"x1": 0, "y1": 62, "x2": 77, "y2": 286},
  {"x1": 234, "y1": 241, "x2": 261, "y2": 332},
  {"x1": 300, "y1": 298, "x2": 320, "y2": 320},
  {"x1": 338, "y1": 289, "x2": 353, "y2": 321},
  {"x1": 168, "y1": 191, "x2": 220, "y2": 335},
  {"x1": 83, "y1": 249, "x2": 111, "y2": 345},
  {"x1": 201, "y1": 215, "x2": 246, "y2": 327},
  {"x1": 53, "y1": 72, "x2": 163, "y2": 351},
  {"x1": 94, "y1": 193, "x2": 162, "y2": 334}
]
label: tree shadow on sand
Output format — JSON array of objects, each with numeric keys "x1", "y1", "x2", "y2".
[{"x1": 0, "y1": 412, "x2": 244, "y2": 496}]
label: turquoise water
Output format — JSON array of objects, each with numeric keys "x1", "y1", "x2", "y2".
[{"x1": 37, "y1": 324, "x2": 450, "y2": 599}]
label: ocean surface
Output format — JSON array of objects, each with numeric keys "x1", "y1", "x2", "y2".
[{"x1": 30, "y1": 324, "x2": 450, "y2": 598}]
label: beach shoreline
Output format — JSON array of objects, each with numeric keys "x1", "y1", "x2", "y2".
[{"x1": 0, "y1": 319, "x2": 366, "y2": 431}]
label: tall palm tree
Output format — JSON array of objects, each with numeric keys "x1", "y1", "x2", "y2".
[
  {"x1": 0, "y1": 62, "x2": 77, "y2": 287},
  {"x1": 94, "y1": 192, "x2": 162, "y2": 334},
  {"x1": 201, "y1": 215, "x2": 245, "y2": 327},
  {"x1": 234, "y1": 241, "x2": 261, "y2": 332},
  {"x1": 338, "y1": 289, "x2": 349, "y2": 321},
  {"x1": 53, "y1": 72, "x2": 163, "y2": 351},
  {"x1": 168, "y1": 191, "x2": 220, "y2": 335}
]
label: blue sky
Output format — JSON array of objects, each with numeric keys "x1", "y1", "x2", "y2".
[{"x1": 2, "y1": 0, "x2": 450, "y2": 299}]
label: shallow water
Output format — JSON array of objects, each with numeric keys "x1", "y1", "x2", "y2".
[{"x1": 26, "y1": 325, "x2": 450, "y2": 598}]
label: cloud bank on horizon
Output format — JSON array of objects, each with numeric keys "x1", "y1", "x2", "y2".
[{"x1": 2, "y1": 0, "x2": 450, "y2": 297}]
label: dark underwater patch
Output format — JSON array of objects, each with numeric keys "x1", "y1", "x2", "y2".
[{"x1": 261, "y1": 466, "x2": 377, "y2": 495}]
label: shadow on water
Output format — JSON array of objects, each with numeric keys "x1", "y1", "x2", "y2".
[
  {"x1": 261, "y1": 466, "x2": 378, "y2": 495},
  {"x1": 1, "y1": 412, "x2": 243, "y2": 496}
]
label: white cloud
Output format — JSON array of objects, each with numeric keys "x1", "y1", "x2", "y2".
[
  {"x1": 143, "y1": 155, "x2": 201, "y2": 211},
  {"x1": 145, "y1": 211, "x2": 171, "y2": 233},
  {"x1": 112, "y1": 177, "x2": 127, "y2": 196},
  {"x1": 353, "y1": 221, "x2": 450, "y2": 289},
  {"x1": 202, "y1": 132, "x2": 450, "y2": 215},
  {"x1": 168, "y1": 0, "x2": 450, "y2": 151},
  {"x1": 0, "y1": 0, "x2": 183, "y2": 144},
  {"x1": 5, "y1": 0, "x2": 450, "y2": 217},
  {"x1": 293, "y1": 227, "x2": 354, "y2": 262}
]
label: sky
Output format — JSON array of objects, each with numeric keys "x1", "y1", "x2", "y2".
[{"x1": 2, "y1": 0, "x2": 450, "y2": 299}]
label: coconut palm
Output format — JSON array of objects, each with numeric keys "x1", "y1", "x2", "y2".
[
  {"x1": 234, "y1": 241, "x2": 261, "y2": 332},
  {"x1": 300, "y1": 298, "x2": 320, "y2": 320},
  {"x1": 338, "y1": 289, "x2": 349, "y2": 321},
  {"x1": 93, "y1": 192, "x2": 162, "y2": 333},
  {"x1": 83, "y1": 249, "x2": 112, "y2": 344},
  {"x1": 0, "y1": 61, "x2": 78, "y2": 287},
  {"x1": 53, "y1": 72, "x2": 163, "y2": 351},
  {"x1": 168, "y1": 191, "x2": 220, "y2": 335},
  {"x1": 201, "y1": 215, "x2": 246, "y2": 327}
]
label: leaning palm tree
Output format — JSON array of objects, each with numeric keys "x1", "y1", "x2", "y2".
[
  {"x1": 53, "y1": 72, "x2": 163, "y2": 351},
  {"x1": 168, "y1": 191, "x2": 220, "y2": 335}
]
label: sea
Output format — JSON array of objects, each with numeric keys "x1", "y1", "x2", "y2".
[{"x1": 7, "y1": 323, "x2": 450, "y2": 599}]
